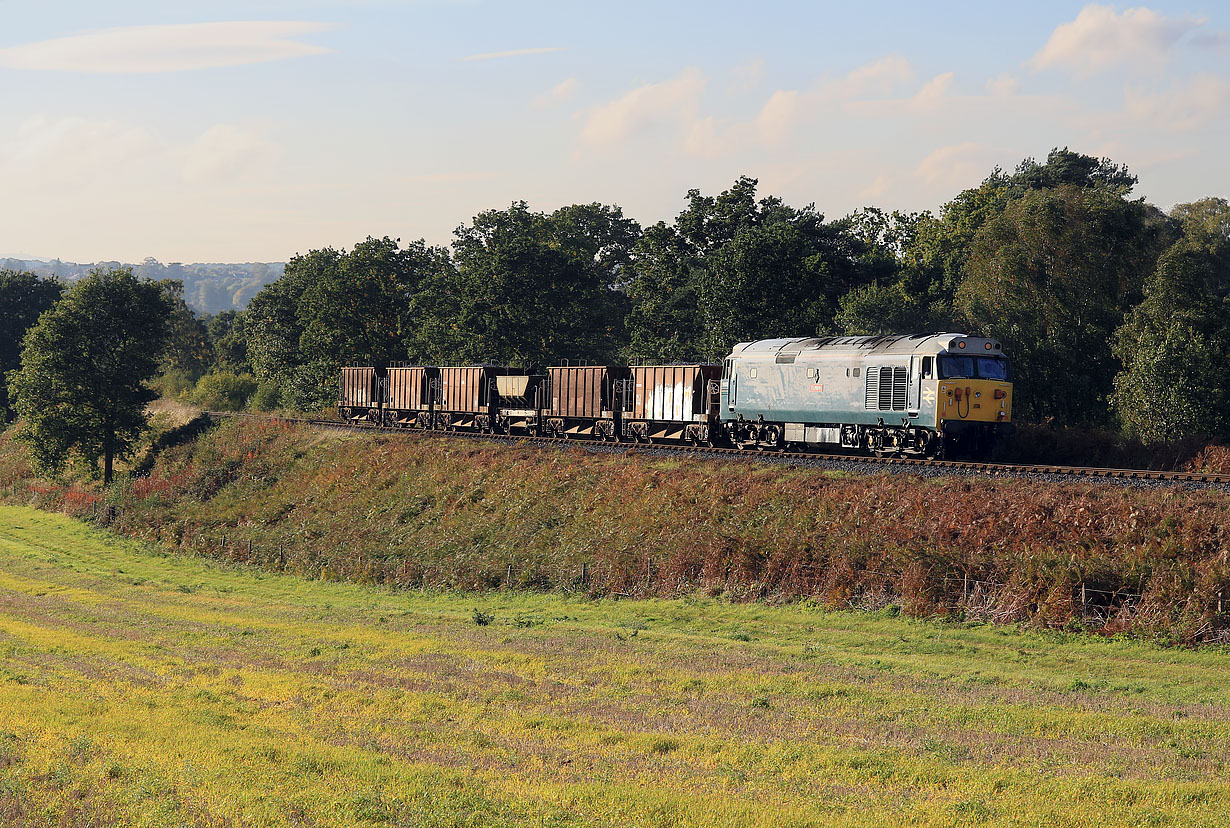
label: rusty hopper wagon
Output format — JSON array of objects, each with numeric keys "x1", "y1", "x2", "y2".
[
  {"x1": 544, "y1": 365, "x2": 629, "y2": 439},
  {"x1": 435, "y1": 365, "x2": 506, "y2": 431},
  {"x1": 338, "y1": 366, "x2": 384, "y2": 423},
  {"x1": 386, "y1": 365, "x2": 436, "y2": 428},
  {"x1": 623, "y1": 364, "x2": 722, "y2": 444}
]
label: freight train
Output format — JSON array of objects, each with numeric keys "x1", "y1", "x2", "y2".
[{"x1": 338, "y1": 333, "x2": 1014, "y2": 458}]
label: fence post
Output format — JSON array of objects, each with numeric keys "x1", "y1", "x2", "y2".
[
  {"x1": 581, "y1": 561, "x2": 589, "y2": 586},
  {"x1": 1081, "y1": 583, "x2": 1087, "y2": 618},
  {"x1": 1219, "y1": 591, "x2": 1224, "y2": 615},
  {"x1": 962, "y1": 573, "x2": 969, "y2": 602}
]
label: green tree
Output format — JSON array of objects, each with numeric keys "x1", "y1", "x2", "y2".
[
  {"x1": 835, "y1": 208, "x2": 956, "y2": 334},
  {"x1": 1112, "y1": 204, "x2": 1230, "y2": 441},
  {"x1": 245, "y1": 249, "x2": 329, "y2": 406},
  {"x1": 299, "y1": 236, "x2": 454, "y2": 369},
  {"x1": 204, "y1": 310, "x2": 251, "y2": 374},
  {"x1": 154, "y1": 279, "x2": 213, "y2": 396},
  {"x1": 625, "y1": 222, "x2": 706, "y2": 361},
  {"x1": 7, "y1": 267, "x2": 172, "y2": 484},
  {"x1": 958, "y1": 185, "x2": 1175, "y2": 425},
  {"x1": 886, "y1": 148, "x2": 1142, "y2": 325},
  {"x1": 626, "y1": 177, "x2": 863, "y2": 360},
  {"x1": 834, "y1": 282, "x2": 940, "y2": 336},
  {"x1": 449, "y1": 202, "x2": 638, "y2": 365},
  {"x1": 245, "y1": 238, "x2": 454, "y2": 410},
  {"x1": 0, "y1": 269, "x2": 63, "y2": 421}
]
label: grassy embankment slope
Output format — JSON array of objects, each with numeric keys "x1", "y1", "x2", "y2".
[
  {"x1": 1, "y1": 506, "x2": 1229, "y2": 827},
  {"x1": 4, "y1": 418, "x2": 1230, "y2": 640}
]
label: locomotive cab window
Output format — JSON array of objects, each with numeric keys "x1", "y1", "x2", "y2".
[
  {"x1": 921, "y1": 356, "x2": 934, "y2": 379},
  {"x1": 939, "y1": 355, "x2": 1010, "y2": 380}
]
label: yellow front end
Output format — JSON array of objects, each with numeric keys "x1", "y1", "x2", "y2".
[{"x1": 937, "y1": 380, "x2": 1012, "y2": 425}]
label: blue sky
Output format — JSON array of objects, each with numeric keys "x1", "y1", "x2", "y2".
[{"x1": 2, "y1": 1, "x2": 1228, "y2": 262}]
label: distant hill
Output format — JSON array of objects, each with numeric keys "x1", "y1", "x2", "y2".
[{"x1": 0, "y1": 257, "x2": 284, "y2": 315}]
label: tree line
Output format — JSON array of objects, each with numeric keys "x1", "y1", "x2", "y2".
[{"x1": 4, "y1": 147, "x2": 1230, "y2": 482}]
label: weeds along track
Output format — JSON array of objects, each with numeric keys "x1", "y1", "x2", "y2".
[{"x1": 209, "y1": 412, "x2": 1230, "y2": 490}]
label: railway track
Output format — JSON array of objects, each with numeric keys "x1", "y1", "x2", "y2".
[{"x1": 209, "y1": 411, "x2": 1230, "y2": 488}]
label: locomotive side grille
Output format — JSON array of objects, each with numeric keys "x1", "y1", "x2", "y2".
[
  {"x1": 878, "y1": 368, "x2": 893, "y2": 410},
  {"x1": 865, "y1": 365, "x2": 908, "y2": 411},
  {"x1": 891, "y1": 367, "x2": 907, "y2": 411}
]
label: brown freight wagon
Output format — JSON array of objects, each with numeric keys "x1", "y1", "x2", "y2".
[
  {"x1": 545, "y1": 365, "x2": 629, "y2": 439},
  {"x1": 386, "y1": 365, "x2": 436, "y2": 428},
  {"x1": 436, "y1": 365, "x2": 505, "y2": 431},
  {"x1": 338, "y1": 366, "x2": 385, "y2": 423},
  {"x1": 623, "y1": 364, "x2": 721, "y2": 444}
]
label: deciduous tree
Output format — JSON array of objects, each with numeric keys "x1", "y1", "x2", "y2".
[
  {"x1": 958, "y1": 185, "x2": 1175, "y2": 425},
  {"x1": 0, "y1": 269, "x2": 62, "y2": 421},
  {"x1": 449, "y1": 202, "x2": 638, "y2": 365},
  {"x1": 7, "y1": 267, "x2": 171, "y2": 483},
  {"x1": 1112, "y1": 202, "x2": 1230, "y2": 441}
]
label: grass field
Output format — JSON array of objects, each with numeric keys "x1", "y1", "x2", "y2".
[{"x1": 2, "y1": 505, "x2": 1230, "y2": 827}]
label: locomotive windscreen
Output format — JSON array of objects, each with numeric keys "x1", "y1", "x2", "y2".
[{"x1": 939, "y1": 356, "x2": 1010, "y2": 380}]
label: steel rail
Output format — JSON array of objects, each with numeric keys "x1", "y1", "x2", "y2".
[{"x1": 207, "y1": 411, "x2": 1230, "y2": 486}]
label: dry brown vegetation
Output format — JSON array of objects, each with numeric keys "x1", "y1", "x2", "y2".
[{"x1": 3, "y1": 418, "x2": 1230, "y2": 644}]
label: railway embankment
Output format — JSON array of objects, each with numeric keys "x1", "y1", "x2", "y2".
[{"x1": 2, "y1": 417, "x2": 1229, "y2": 643}]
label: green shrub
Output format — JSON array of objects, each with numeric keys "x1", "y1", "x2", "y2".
[
  {"x1": 250, "y1": 381, "x2": 282, "y2": 412},
  {"x1": 191, "y1": 372, "x2": 258, "y2": 412},
  {"x1": 152, "y1": 369, "x2": 198, "y2": 400}
]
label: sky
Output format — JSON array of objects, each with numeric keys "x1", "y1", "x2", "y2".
[{"x1": 2, "y1": 0, "x2": 1229, "y2": 263}]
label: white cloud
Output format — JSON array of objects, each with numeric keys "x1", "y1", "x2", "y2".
[
  {"x1": 534, "y1": 77, "x2": 580, "y2": 108},
  {"x1": 910, "y1": 72, "x2": 954, "y2": 112},
  {"x1": 579, "y1": 68, "x2": 705, "y2": 149},
  {"x1": 0, "y1": 115, "x2": 159, "y2": 186},
  {"x1": 1125, "y1": 74, "x2": 1230, "y2": 131},
  {"x1": 825, "y1": 55, "x2": 914, "y2": 99},
  {"x1": 462, "y1": 47, "x2": 562, "y2": 62},
  {"x1": 729, "y1": 58, "x2": 766, "y2": 91},
  {"x1": 0, "y1": 115, "x2": 282, "y2": 203},
  {"x1": 1030, "y1": 5, "x2": 1202, "y2": 75},
  {"x1": 754, "y1": 89, "x2": 800, "y2": 144},
  {"x1": 0, "y1": 22, "x2": 335, "y2": 74},
  {"x1": 678, "y1": 56, "x2": 916, "y2": 158},
  {"x1": 913, "y1": 142, "x2": 992, "y2": 188},
  {"x1": 182, "y1": 125, "x2": 276, "y2": 183},
  {"x1": 860, "y1": 175, "x2": 893, "y2": 200},
  {"x1": 985, "y1": 74, "x2": 1020, "y2": 97}
]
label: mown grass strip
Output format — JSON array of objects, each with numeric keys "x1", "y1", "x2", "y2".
[{"x1": 2, "y1": 505, "x2": 1230, "y2": 827}]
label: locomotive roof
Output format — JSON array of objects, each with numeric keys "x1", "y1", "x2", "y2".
[{"x1": 728, "y1": 333, "x2": 1004, "y2": 358}]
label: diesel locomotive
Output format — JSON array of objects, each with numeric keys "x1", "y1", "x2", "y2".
[{"x1": 337, "y1": 333, "x2": 1013, "y2": 458}]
